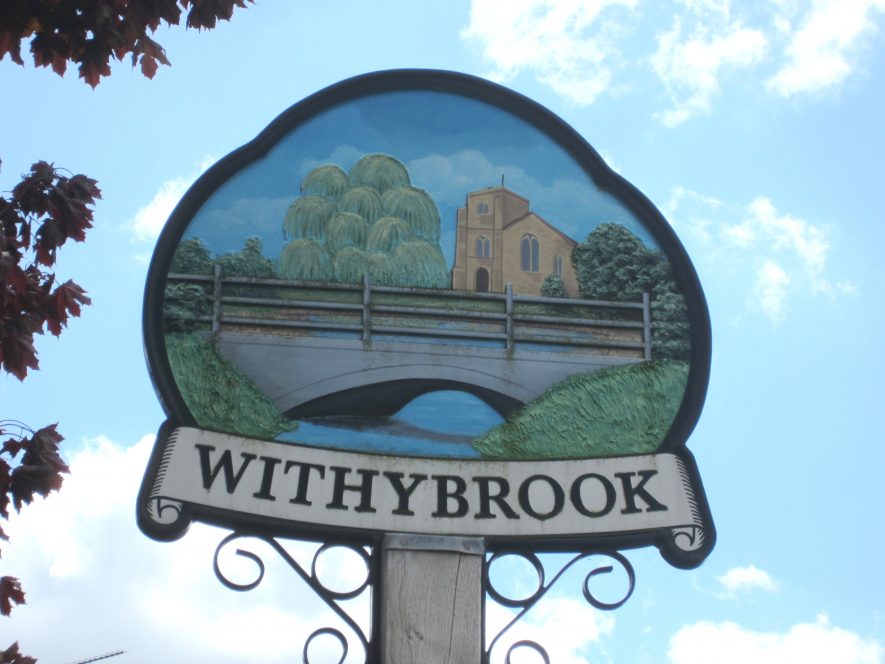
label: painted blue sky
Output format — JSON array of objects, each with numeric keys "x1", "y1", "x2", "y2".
[
  {"x1": 182, "y1": 88, "x2": 656, "y2": 265},
  {"x1": 3, "y1": 1, "x2": 885, "y2": 663}
]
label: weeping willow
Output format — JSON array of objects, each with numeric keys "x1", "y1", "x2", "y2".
[
  {"x1": 348, "y1": 154, "x2": 410, "y2": 193},
  {"x1": 382, "y1": 186, "x2": 441, "y2": 243},
  {"x1": 301, "y1": 164, "x2": 351, "y2": 202},
  {"x1": 367, "y1": 252, "x2": 394, "y2": 286},
  {"x1": 338, "y1": 186, "x2": 385, "y2": 224},
  {"x1": 326, "y1": 212, "x2": 369, "y2": 254},
  {"x1": 391, "y1": 241, "x2": 450, "y2": 288},
  {"x1": 367, "y1": 216, "x2": 413, "y2": 253},
  {"x1": 283, "y1": 195, "x2": 336, "y2": 241},
  {"x1": 278, "y1": 239, "x2": 332, "y2": 281},
  {"x1": 333, "y1": 247, "x2": 370, "y2": 283}
]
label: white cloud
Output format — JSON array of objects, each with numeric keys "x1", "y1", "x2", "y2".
[
  {"x1": 461, "y1": 1, "x2": 884, "y2": 124},
  {"x1": 486, "y1": 596, "x2": 615, "y2": 664},
  {"x1": 717, "y1": 564, "x2": 778, "y2": 596},
  {"x1": 130, "y1": 156, "x2": 215, "y2": 241},
  {"x1": 669, "y1": 614, "x2": 883, "y2": 664},
  {"x1": 652, "y1": 17, "x2": 767, "y2": 126},
  {"x1": 768, "y1": 0, "x2": 885, "y2": 96},
  {"x1": 667, "y1": 187, "x2": 854, "y2": 323},
  {"x1": 461, "y1": 0, "x2": 637, "y2": 105},
  {"x1": 731, "y1": 196, "x2": 832, "y2": 288},
  {"x1": 753, "y1": 259, "x2": 792, "y2": 322},
  {"x1": 3, "y1": 435, "x2": 369, "y2": 663}
]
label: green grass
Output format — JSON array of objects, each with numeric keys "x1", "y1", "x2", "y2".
[
  {"x1": 165, "y1": 333, "x2": 296, "y2": 439},
  {"x1": 473, "y1": 360, "x2": 689, "y2": 460}
]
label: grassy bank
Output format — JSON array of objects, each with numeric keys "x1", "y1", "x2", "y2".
[
  {"x1": 165, "y1": 333, "x2": 296, "y2": 440},
  {"x1": 473, "y1": 360, "x2": 689, "y2": 459}
]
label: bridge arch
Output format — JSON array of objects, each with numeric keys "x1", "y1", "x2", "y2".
[
  {"x1": 277, "y1": 362, "x2": 535, "y2": 419},
  {"x1": 286, "y1": 378, "x2": 524, "y2": 419}
]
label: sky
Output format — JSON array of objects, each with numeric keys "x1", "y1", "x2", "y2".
[
  {"x1": 2, "y1": 0, "x2": 884, "y2": 662},
  {"x1": 178, "y1": 88, "x2": 656, "y2": 263}
]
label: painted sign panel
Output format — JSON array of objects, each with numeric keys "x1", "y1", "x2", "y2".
[{"x1": 139, "y1": 70, "x2": 714, "y2": 568}]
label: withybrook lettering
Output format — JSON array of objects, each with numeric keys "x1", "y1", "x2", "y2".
[{"x1": 194, "y1": 443, "x2": 668, "y2": 521}]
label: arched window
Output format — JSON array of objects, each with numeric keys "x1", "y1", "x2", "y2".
[
  {"x1": 554, "y1": 254, "x2": 563, "y2": 276},
  {"x1": 476, "y1": 202, "x2": 490, "y2": 214},
  {"x1": 521, "y1": 234, "x2": 539, "y2": 272},
  {"x1": 475, "y1": 235, "x2": 491, "y2": 258}
]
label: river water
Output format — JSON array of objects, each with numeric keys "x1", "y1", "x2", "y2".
[{"x1": 277, "y1": 390, "x2": 505, "y2": 458}]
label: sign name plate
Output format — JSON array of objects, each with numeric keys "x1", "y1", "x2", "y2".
[{"x1": 145, "y1": 427, "x2": 705, "y2": 555}]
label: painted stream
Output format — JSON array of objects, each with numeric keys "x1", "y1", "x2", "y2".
[{"x1": 277, "y1": 390, "x2": 505, "y2": 458}]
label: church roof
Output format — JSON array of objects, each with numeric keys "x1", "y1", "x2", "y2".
[{"x1": 503, "y1": 211, "x2": 578, "y2": 246}]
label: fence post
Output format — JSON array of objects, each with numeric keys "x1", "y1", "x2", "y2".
[
  {"x1": 362, "y1": 272, "x2": 372, "y2": 342},
  {"x1": 505, "y1": 283, "x2": 514, "y2": 352},
  {"x1": 642, "y1": 292, "x2": 652, "y2": 360},
  {"x1": 212, "y1": 263, "x2": 223, "y2": 336}
]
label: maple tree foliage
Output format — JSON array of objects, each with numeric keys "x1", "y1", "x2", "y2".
[
  {"x1": 0, "y1": 160, "x2": 98, "y2": 381},
  {"x1": 0, "y1": 0, "x2": 252, "y2": 87},
  {"x1": 1, "y1": 3, "x2": 253, "y2": 659},
  {"x1": 0, "y1": 157, "x2": 96, "y2": 642}
]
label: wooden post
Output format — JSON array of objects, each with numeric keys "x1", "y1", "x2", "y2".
[
  {"x1": 363, "y1": 272, "x2": 372, "y2": 342},
  {"x1": 505, "y1": 283, "x2": 514, "y2": 352},
  {"x1": 212, "y1": 263, "x2": 223, "y2": 336},
  {"x1": 380, "y1": 534, "x2": 484, "y2": 663}
]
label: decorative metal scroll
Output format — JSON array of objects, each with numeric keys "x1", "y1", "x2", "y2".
[
  {"x1": 484, "y1": 550, "x2": 636, "y2": 663},
  {"x1": 211, "y1": 531, "x2": 635, "y2": 663},
  {"x1": 212, "y1": 532, "x2": 376, "y2": 663}
]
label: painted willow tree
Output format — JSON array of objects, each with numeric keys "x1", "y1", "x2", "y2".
[{"x1": 279, "y1": 154, "x2": 450, "y2": 288}]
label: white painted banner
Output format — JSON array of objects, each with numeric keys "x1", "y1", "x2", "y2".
[{"x1": 144, "y1": 427, "x2": 705, "y2": 551}]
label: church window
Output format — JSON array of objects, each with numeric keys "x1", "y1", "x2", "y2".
[
  {"x1": 476, "y1": 202, "x2": 490, "y2": 214},
  {"x1": 521, "y1": 234, "x2": 539, "y2": 272},
  {"x1": 476, "y1": 235, "x2": 491, "y2": 258},
  {"x1": 554, "y1": 254, "x2": 563, "y2": 276}
]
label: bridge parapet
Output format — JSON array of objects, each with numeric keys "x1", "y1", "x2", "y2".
[{"x1": 169, "y1": 270, "x2": 652, "y2": 360}]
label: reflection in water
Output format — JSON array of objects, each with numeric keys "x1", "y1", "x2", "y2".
[{"x1": 278, "y1": 390, "x2": 505, "y2": 458}]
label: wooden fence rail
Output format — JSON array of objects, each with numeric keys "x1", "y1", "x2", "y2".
[{"x1": 168, "y1": 270, "x2": 652, "y2": 359}]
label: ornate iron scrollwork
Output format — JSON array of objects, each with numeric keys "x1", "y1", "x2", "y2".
[
  {"x1": 210, "y1": 531, "x2": 635, "y2": 663},
  {"x1": 484, "y1": 550, "x2": 635, "y2": 662},
  {"x1": 213, "y1": 532, "x2": 375, "y2": 663}
]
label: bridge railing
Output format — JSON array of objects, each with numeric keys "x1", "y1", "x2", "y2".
[{"x1": 168, "y1": 268, "x2": 652, "y2": 359}]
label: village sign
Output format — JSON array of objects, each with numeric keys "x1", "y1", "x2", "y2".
[{"x1": 138, "y1": 70, "x2": 714, "y2": 569}]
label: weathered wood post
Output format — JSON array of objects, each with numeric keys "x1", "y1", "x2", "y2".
[
  {"x1": 211, "y1": 263, "x2": 223, "y2": 336},
  {"x1": 380, "y1": 534, "x2": 485, "y2": 663},
  {"x1": 363, "y1": 272, "x2": 372, "y2": 343},
  {"x1": 505, "y1": 282, "x2": 514, "y2": 353}
]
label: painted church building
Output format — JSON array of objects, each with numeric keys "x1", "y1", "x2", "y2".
[{"x1": 451, "y1": 186, "x2": 579, "y2": 297}]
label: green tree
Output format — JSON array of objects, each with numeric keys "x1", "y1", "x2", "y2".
[
  {"x1": 170, "y1": 237, "x2": 213, "y2": 275},
  {"x1": 163, "y1": 283, "x2": 210, "y2": 333},
  {"x1": 572, "y1": 223, "x2": 662, "y2": 300},
  {"x1": 540, "y1": 273, "x2": 568, "y2": 298},
  {"x1": 217, "y1": 237, "x2": 274, "y2": 278},
  {"x1": 572, "y1": 223, "x2": 690, "y2": 360},
  {"x1": 281, "y1": 155, "x2": 450, "y2": 288},
  {"x1": 651, "y1": 292, "x2": 691, "y2": 360},
  {"x1": 279, "y1": 239, "x2": 332, "y2": 281}
]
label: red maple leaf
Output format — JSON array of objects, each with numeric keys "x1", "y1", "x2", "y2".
[{"x1": 0, "y1": 577, "x2": 26, "y2": 617}]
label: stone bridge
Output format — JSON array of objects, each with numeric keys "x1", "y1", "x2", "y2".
[
  {"x1": 176, "y1": 272, "x2": 652, "y2": 419},
  {"x1": 213, "y1": 332, "x2": 645, "y2": 418}
]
